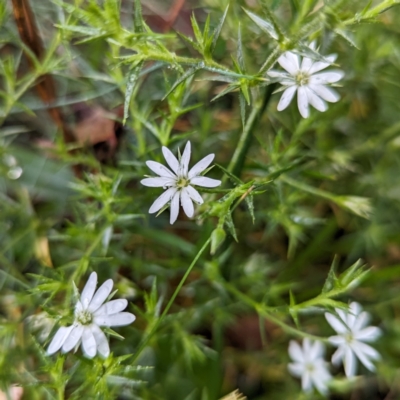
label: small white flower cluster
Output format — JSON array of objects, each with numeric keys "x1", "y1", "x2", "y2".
[
  {"x1": 269, "y1": 43, "x2": 344, "y2": 118},
  {"x1": 288, "y1": 302, "x2": 381, "y2": 395},
  {"x1": 141, "y1": 141, "x2": 221, "y2": 224},
  {"x1": 47, "y1": 272, "x2": 135, "y2": 359}
]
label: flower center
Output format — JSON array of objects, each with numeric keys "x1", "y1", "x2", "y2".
[
  {"x1": 295, "y1": 71, "x2": 310, "y2": 86},
  {"x1": 345, "y1": 332, "x2": 354, "y2": 344},
  {"x1": 305, "y1": 363, "x2": 315, "y2": 373},
  {"x1": 176, "y1": 177, "x2": 189, "y2": 188},
  {"x1": 76, "y1": 310, "x2": 93, "y2": 325}
]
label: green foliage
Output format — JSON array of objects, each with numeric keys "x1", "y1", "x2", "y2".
[{"x1": 1, "y1": 0, "x2": 400, "y2": 398}]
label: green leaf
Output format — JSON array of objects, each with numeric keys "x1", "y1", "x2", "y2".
[
  {"x1": 191, "y1": 13, "x2": 203, "y2": 47},
  {"x1": 225, "y1": 213, "x2": 238, "y2": 242},
  {"x1": 210, "y1": 227, "x2": 227, "y2": 255},
  {"x1": 245, "y1": 193, "x2": 255, "y2": 223},
  {"x1": 211, "y1": 5, "x2": 229, "y2": 54},
  {"x1": 162, "y1": 67, "x2": 198, "y2": 100},
  {"x1": 321, "y1": 256, "x2": 339, "y2": 293},
  {"x1": 123, "y1": 61, "x2": 143, "y2": 124},
  {"x1": 334, "y1": 28, "x2": 359, "y2": 49},
  {"x1": 134, "y1": 0, "x2": 144, "y2": 33},
  {"x1": 243, "y1": 9, "x2": 278, "y2": 40}
]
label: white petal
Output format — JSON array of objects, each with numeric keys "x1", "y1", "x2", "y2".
[
  {"x1": 297, "y1": 86, "x2": 309, "y2": 118},
  {"x1": 190, "y1": 176, "x2": 221, "y2": 188},
  {"x1": 348, "y1": 302, "x2": 362, "y2": 326},
  {"x1": 328, "y1": 335, "x2": 346, "y2": 346},
  {"x1": 94, "y1": 299, "x2": 128, "y2": 317},
  {"x1": 149, "y1": 187, "x2": 177, "y2": 214},
  {"x1": 94, "y1": 312, "x2": 136, "y2": 327},
  {"x1": 82, "y1": 328, "x2": 97, "y2": 358},
  {"x1": 180, "y1": 141, "x2": 191, "y2": 176},
  {"x1": 325, "y1": 313, "x2": 348, "y2": 334},
  {"x1": 169, "y1": 190, "x2": 180, "y2": 224},
  {"x1": 188, "y1": 154, "x2": 215, "y2": 179},
  {"x1": 309, "y1": 70, "x2": 344, "y2": 84},
  {"x1": 353, "y1": 311, "x2": 371, "y2": 332},
  {"x1": 47, "y1": 326, "x2": 73, "y2": 355},
  {"x1": 301, "y1": 370, "x2": 312, "y2": 392},
  {"x1": 278, "y1": 52, "x2": 300, "y2": 75},
  {"x1": 162, "y1": 146, "x2": 180, "y2": 174},
  {"x1": 352, "y1": 341, "x2": 381, "y2": 361},
  {"x1": 277, "y1": 85, "x2": 297, "y2": 111},
  {"x1": 351, "y1": 343, "x2": 377, "y2": 372},
  {"x1": 288, "y1": 362, "x2": 303, "y2": 378},
  {"x1": 331, "y1": 346, "x2": 345, "y2": 366},
  {"x1": 309, "y1": 340, "x2": 325, "y2": 360},
  {"x1": 336, "y1": 308, "x2": 348, "y2": 325},
  {"x1": 312, "y1": 370, "x2": 330, "y2": 395},
  {"x1": 88, "y1": 279, "x2": 113, "y2": 313},
  {"x1": 288, "y1": 340, "x2": 304, "y2": 363},
  {"x1": 344, "y1": 347, "x2": 357, "y2": 377},
  {"x1": 186, "y1": 185, "x2": 204, "y2": 204},
  {"x1": 308, "y1": 54, "x2": 337, "y2": 74},
  {"x1": 267, "y1": 70, "x2": 291, "y2": 79},
  {"x1": 146, "y1": 160, "x2": 175, "y2": 178},
  {"x1": 91, "y1": 324, "x2": 110, "y2": 358},
  {"x1": 301, "y1": 56, "x2": 313, "y2": 72},
  {"x1": 80, "y1": 272, "x2": 97, "y2": 309},
  {"x1": 308, "y1": 84, "x2": 340, "y2": 103},
  {"x1": 140, "y1": 177, "x2": 175, "y2": 188},
  {"x1": 354, "y1": 326, "x2": 381, "y2": 342},
  {"x1": 62, "y1": 324, "x2": 84, "y2": 353},
  {"x1": 306, "y1": 87, "x2": 327, "y2": 112},
  {"x1": 181, "y1": 188, "x2": 194, "y2": 218}
]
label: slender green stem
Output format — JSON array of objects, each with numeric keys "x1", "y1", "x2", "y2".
[
  {"x1": 223, "y1": 281, "x2": 327, "y2": 342},
  {"x1": 226, "y1": 84, "x2": 276, "y2": 180},
  {"x1": 132, "y1": 237, "x2": 211, "y2": 363}
]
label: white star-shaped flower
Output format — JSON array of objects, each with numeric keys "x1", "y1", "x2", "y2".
[
  {"x1": 288, "y1": 338, "x2": 332, "y2": 395},
  {"x1": 325, "y1": 302, "x2": 381, "y2": 377},
  {"x1": 47, "y1": 272, "x2": 136, "y2": 358},
  {"x1": 268, "y1": 43, "x2": 344, "y2": 118},
  {"x1": 141, "y1": 141, "x2": 221, "y2": 224}
]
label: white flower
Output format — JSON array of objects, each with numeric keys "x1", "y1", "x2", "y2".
[
  {"x1": 47, "y1": 272, "x2": 136, "y2": 358},
  {"x1": 268, "y1": 43, "x2": 344, "y2": 118},
  {"x1": 325, "y1": 302, "x2": 381, "y2": 377},
  {"x1": 288, "y1": 338, "x2": 332, "y2": 395},
  {"x1": 141, "y1": 141, "x2": 221, "y2": 224}
]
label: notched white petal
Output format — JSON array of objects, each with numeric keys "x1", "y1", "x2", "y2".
[
  {"x1": 91, "y1": 324, "x2": 110, "y2": 358},
  {"x1": 80, "y1": 272, "x2": 97, "y2": 309},
  {"x1": 82, "y1": 328, "x2": 97, "y2": 358},
  {"x1": 181, "y1": 189, "x2": 194, "y2": 218},
  {"x1": 94, "y1": 299, "x2": 128, "y2": 317},
  {"x1": 149, "y1": 187, "x2": 177, "y2": 214},
  {"x1": 162, "y1": 146, "x2": 180, "y2": 174},
  {"x1": 170, "y1": 191, "x2": 180, "y2": 224},
  {"x1": 47, "y1": 326, "x2": 73, "y2": 355},
  {"x1": 277, "y1": 85, "x2": 297, "y2": 111},
  {"x1": 62, "y1": 324, "x2": 84, "y2": 353},
  {"x1": 146, "y1": 160, "x2": 175, "y2": 178},
  {"x1": 88, "y1": 279, "x2": 114, "y2": 313},
  {"x1": 190, "y1": 176, "x2": 221, "y2": 188},
  {"x1": 94, "y1": 312, "x2": 136, "y2": 327},
  {"x1": 186, "y1": 185, "x2": 204, "y2": 204},
  {"x1": 297, "y1": 86, "x2": 310, "y2": 118},
  {"x1": 140, "y1": 177, "x2": 175, "y2": 188},
  {"x1": 180, "y1": 141, "x2": 191, "y2": 176},
  {"x1": 188, "y1": 154, "x2": 215, "y2": 179}
]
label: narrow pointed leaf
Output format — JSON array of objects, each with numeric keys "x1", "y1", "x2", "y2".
[
  {"x1": 162, "y1": 67, "x2": 198, "y2": 100},
  {"x1": 211, "y1": 5, "x2": 229, "y2": 53},
  {"x1": 124, "y1": 61, "x2": 143, "y2": 124},
  {"x1": 243, "y1": 9, "x2": 278, "y2": 40},
  {"x1": 134, "y1": 0, "x2": 144, "y2": 33}
]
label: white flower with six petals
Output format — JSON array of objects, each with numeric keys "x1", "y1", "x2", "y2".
[
  {"x1": 47, "y1": 272, "x2": 136, "y2": 358},
  {"x1": 141, "y1": 141, "x2": 221, "y2": 224},
  {"x1": 288, "y1": 338, "x2": 332, "y2": 395},
  {"x1": 268, "y1": 43, "x2": 344, "y2": 118},
  {"x1": 325, "y1": 302, "x2": 381, "y2": 377}
]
